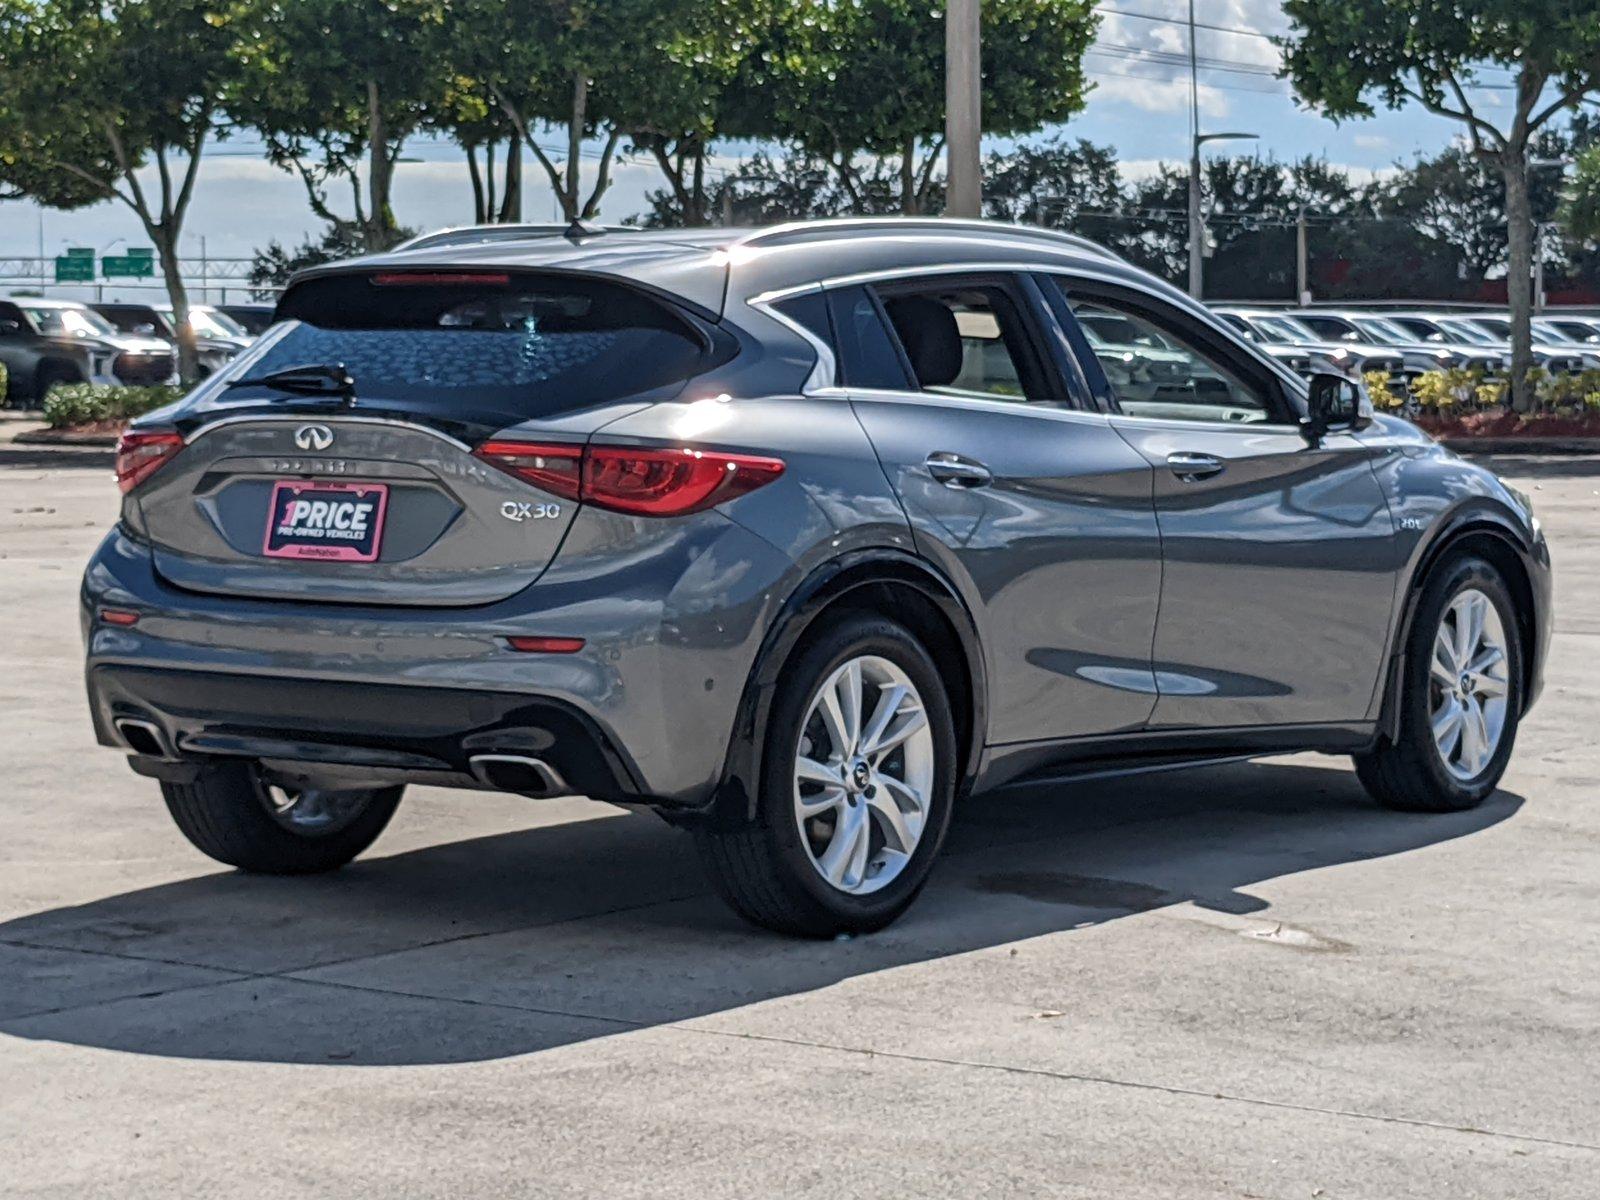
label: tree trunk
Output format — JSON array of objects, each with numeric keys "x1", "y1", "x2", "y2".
[
  {"x1": 466, "y1": 144, "x2": 486, "y2": 224},
  {"x1": 1502, "y1": 152, "x2": 1537, "y2": 413},
  {"x1": 484, "y1": 139, "x2": 498, "y2": 222},
  {"x1": 690, "y1": 145, "x2": 706, "y2": 227},
  {"x1": 499, "y1": 139, "x2": 523, "y2": 222},
  {"x1": 563, "y1": 72, "x2": 588, "y2": 221},
  {"x1": 901, "y1": 136, "x2": 917, "y2": 215},
  {"x1": 365, "y1": 80, "x2": 401, "y2": 249},
  {"x1": 150, "y1": 226, "x2": 198, "y2": 383}
]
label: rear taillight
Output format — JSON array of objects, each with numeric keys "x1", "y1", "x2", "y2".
[
  {"x1": 474, "y1": 441, "x2": 784, "y2": 517},
  {"x1": 114, "y1": 430, "x2": 184, "y2": 493},
  {"x1": 475, "y1": 441, "x2": 583, "y2": 500}
]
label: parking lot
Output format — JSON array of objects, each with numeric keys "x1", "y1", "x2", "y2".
[{"x1": 2, "y1": 442, "x2": 1597, "y2": 1198}]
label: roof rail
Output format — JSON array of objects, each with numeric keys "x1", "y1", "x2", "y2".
[
  {"x1": 393, "y1": 223, "x2": 642, "y2": 252},
  {"x1": 733, "y1": 217, "x2": 1120, "y2": 262}
]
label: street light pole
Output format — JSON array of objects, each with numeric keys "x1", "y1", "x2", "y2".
[
  {"x1": 1187, "y1": 0, "x2": 1202, "y2": 297},
  {"x1": 945, "y1": 0, "x2": 982, "y2": 218}
]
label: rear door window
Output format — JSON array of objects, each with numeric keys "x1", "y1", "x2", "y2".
[
  {"x1": 872, "y1": 277, "x2": 1060, "y2": 404},
  {"x1": 266, "y1": 272, "x2": 712, "y2": 415}
]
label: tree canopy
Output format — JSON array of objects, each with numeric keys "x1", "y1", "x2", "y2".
[{"x1": 1279, "y1": 0, "x2": 1600, "y2": 407}]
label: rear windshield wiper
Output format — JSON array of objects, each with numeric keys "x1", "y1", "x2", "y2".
[{"x1": 226, "y1": 363, "x2": 355, "y2": 403}]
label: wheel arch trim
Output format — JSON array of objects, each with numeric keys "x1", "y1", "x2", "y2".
[
  {"x1": 1376, "y1": 502, "x2": 1540, "y2": 741},
  {"x1": 707, "y1": 548, "x2": 988, "y2": 827}
]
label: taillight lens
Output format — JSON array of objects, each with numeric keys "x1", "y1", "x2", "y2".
[
  {"x1": 474, "y1": 441, "x2": 784, "y2": 517},
  {"x1": 114, "y1": 430, "x2": 184, "y2": 493},
  {"x1": 475, "y1": 441, "x2": 583, "y2": 500}
]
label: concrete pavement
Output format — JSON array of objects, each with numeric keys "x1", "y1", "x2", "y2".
[{"x1": 2, "y1": 449, "x2": 1596, "y2": 1198}]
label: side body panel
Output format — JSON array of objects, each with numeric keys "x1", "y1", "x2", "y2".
[
  {"x1": 1110, "y1": 418, "x2": 1400, "y2": 728},
  {"x1": 849, "y1": 392, "x2": 1163, "y2": 743}
]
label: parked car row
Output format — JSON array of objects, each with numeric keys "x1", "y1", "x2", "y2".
[
  {"x1": 1208, "y1": 304, "x2": 1600, "y2": 393},
  {"x1": 1, "y1": 295, "x2": 270, "y2": 406}
]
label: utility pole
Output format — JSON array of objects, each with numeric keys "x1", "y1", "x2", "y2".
[
  {"x1": 1296, "y1": 208, "x2": 1309, "y2": 304},
  {"x1": 945, "y1": 0, "x2": 982, "y2": 218},
  {"x1": 1187, "y1": 0, "x2": 1202, "y2": 297},
  {"x1": 1184, "y1": 0, "x2": 1255, "y2": 299}
]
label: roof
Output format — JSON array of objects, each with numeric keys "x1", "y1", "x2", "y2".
[{"x1": 289, "y1": 218, "x2": 1159, "y2": 321}]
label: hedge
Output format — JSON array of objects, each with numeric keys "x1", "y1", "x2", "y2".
[
  {"x1": 42, "y1": 383, "x2": 185, "y2": 429},
  {"x1": 1365, "y1": 367, "x2": 1600, "y2": 416}
]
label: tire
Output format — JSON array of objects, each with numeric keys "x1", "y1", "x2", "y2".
[
  {"x1": 1355, "y1": 554, "x2": 1523, "y2": 813},
  {"x1": 161, "y1": 760, "x2": 402, "y2": 874},
  {"x1": 694, "y1": 612, "x2": 958, "y2": 937},
  {"x1": 33, "y1": 362, "x2": 82, "y2": 402}
]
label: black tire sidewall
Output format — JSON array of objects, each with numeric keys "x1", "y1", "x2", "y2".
[
  {"x1": 1398, "y1": 555, "x2": 1523, "y2": 805},
  {"x1": 755, "y1": 613, "x2": 958, "y2": 929}
]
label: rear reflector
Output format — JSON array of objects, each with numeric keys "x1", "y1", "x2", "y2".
[
  {"x1": 474, "y1": 441, "x2": 784, "y2": 517},
  {"x1": 505, "y1": 636, "x2": 586, "y2": 654},
  {"x1": 371, "y1": 272, "x2": 510, "y2": 287},
  {"x1": 114, "y1": 430, "x2": 184, "y2": 494},
  {"x1": 99, "y1": 608, "x2": 140, "y2": 627}
]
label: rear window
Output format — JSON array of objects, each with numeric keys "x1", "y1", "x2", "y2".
[{"x1": 266, "y1": 272, "x2": 709, "y2": 412}]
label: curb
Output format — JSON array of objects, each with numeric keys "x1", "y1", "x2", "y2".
[
  {"x1": 12, "y1": 429, "x2": 119, "y2": 448},
  {"x1": 1437, "y1": 437, "x2": 1600, "y2": 455}
]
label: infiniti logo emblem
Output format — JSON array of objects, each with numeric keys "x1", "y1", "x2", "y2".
[{"x1": 294, "y1": 424, "x2": 334, "y2": 451}]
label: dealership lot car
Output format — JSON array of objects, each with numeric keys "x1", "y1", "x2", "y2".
[
  {"x1": 82, "y1": 219, "x2": 1551, "y2": 936},
  {"x1": 92, "y1": 300, "x2": 254, "y2": 376},
  {"x1": 0, "y1": 295, "x2": 176, "y2": 401}
]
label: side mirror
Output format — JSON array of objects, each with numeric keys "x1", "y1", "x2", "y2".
[
  {"x1": 1303, "y1": 371, "x2": 1372, "y2": 446},
  {"x1": 0, "y1": 319, "x2": 19, "y2": 335}
]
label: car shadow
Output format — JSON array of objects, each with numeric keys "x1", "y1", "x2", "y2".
[{"x1": 0, "y1": 757, "x2": 1522, "y2": 1066}]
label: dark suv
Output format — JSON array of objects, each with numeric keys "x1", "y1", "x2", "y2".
[
  {"x1": 82, "y1": 219, "x2": 1551, "y2": 936},
  {"x1": 0, "y1": 297, "x2": 175, "y2": 403}
]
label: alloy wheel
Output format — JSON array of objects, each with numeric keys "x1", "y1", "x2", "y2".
[
  {"x1": 1428, "y1": 587, "x2": 1511, "y2": 782},
  {"x1": 793, "y1": 655, "x2": 935, "y2": 895}
]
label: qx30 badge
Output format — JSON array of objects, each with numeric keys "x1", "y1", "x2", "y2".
[
  {"x1": 293, "y1": 424, "x2": 334, "y2": 451},
  {"x1": 501, "y1": 501, "x2": 562, "y2": 522}
]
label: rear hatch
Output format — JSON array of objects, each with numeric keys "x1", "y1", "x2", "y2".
[{"x1": 135, "y1": 268, "x2": 725, "y2": 606}]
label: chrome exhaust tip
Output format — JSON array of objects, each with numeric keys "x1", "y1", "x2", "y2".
[
  {"x1": 467, "y1": 754, "x2": 571, "y2": 799},
  {"x1": 114, "y1": 717, "x2": 177, "y2": 760}
]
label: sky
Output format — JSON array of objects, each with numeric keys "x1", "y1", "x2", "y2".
[{"x1": 0, "y1": 0, "x2": 1548, "y2": 297}]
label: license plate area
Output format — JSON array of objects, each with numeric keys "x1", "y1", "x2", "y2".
[{"x1": 262, "y1": 480, "x2": 388, "y2": 562}]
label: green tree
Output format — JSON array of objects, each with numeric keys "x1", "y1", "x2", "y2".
[
  {"x1": 0, "y1": 0, "x2": 240, "y2": 379},
  {"x1": 431, "y1": 74, "x2": 523, "y2": 224},
  {"x1": 1563, "y1": 144, "x2": 1600, "y2": 243},
  {"x1": 751, "y1": 0, "x2": 1099, "y2": 215},
  {"x1": 1280, "y1": 0, "x2": 1600, "y2": 410},
  {"x1": 229, "y1": 0, "x2": 445, "y2": 253},
  {"x1": 444, "y1": 0, "x2": 711, "y2": 223}
]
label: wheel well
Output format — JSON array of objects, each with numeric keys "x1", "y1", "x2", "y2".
[
  {"x1": 701, "y1": 558, "x2": 985, "y2": 829},
  {"x1": 1382, "y1": 524, "x2": 1538, "y2": 739},
  {"x1": 809, "y1": 581, "x2": 977, "y2": 785},
  {"x1": 35, "y1": 358, "x2": 84, "y2": 392}
]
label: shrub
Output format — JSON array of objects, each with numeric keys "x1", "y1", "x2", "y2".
[
  {"x1": 42, "y1": 383, "x2": 184, "y2": 429},
  {"x1": 1362, "y1": 370, "x2": 1403, "y2": 411},
  {"x1": 0, "y1": 359, "x2": 8, "y2": 400}
]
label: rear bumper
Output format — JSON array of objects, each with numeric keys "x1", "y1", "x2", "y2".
[
  {"x1": 88, "y1": 664, "x2": 644, "y2": 802},
  {"x1": 82, "y1": 517, "x2": 799, "y2": 807}
]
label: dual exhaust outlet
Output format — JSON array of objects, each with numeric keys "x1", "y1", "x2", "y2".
[{"x1": 114, "y1": 718, "x2": 571, "y2": 800}]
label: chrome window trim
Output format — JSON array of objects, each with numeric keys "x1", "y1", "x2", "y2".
[
  {"x1": 746, "y1": 283, "x2": 837, "y2": 394},
  {"x1": 748, "y1": 259, "x2": 1312, "y2": 428}
]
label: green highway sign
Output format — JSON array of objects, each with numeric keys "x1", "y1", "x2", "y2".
[
  {"x1": 54, "y1": 253, "x2": 95, "y2": 282},
  {"x1": 102, "y1": 248, "x2": 155, "y2": 279}
]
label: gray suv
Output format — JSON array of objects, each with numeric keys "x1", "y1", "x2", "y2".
[{"x1": 82, "y1": 219, "x2": 1552, "y2": 936}]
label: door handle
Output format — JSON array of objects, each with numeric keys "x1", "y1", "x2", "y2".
[
  {"x1": 1166, "y1": 451, "x2": 1225, "y2": 482},
  {"x1": 925, "y1": 452, "x2": 993, "y2": 488}
]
